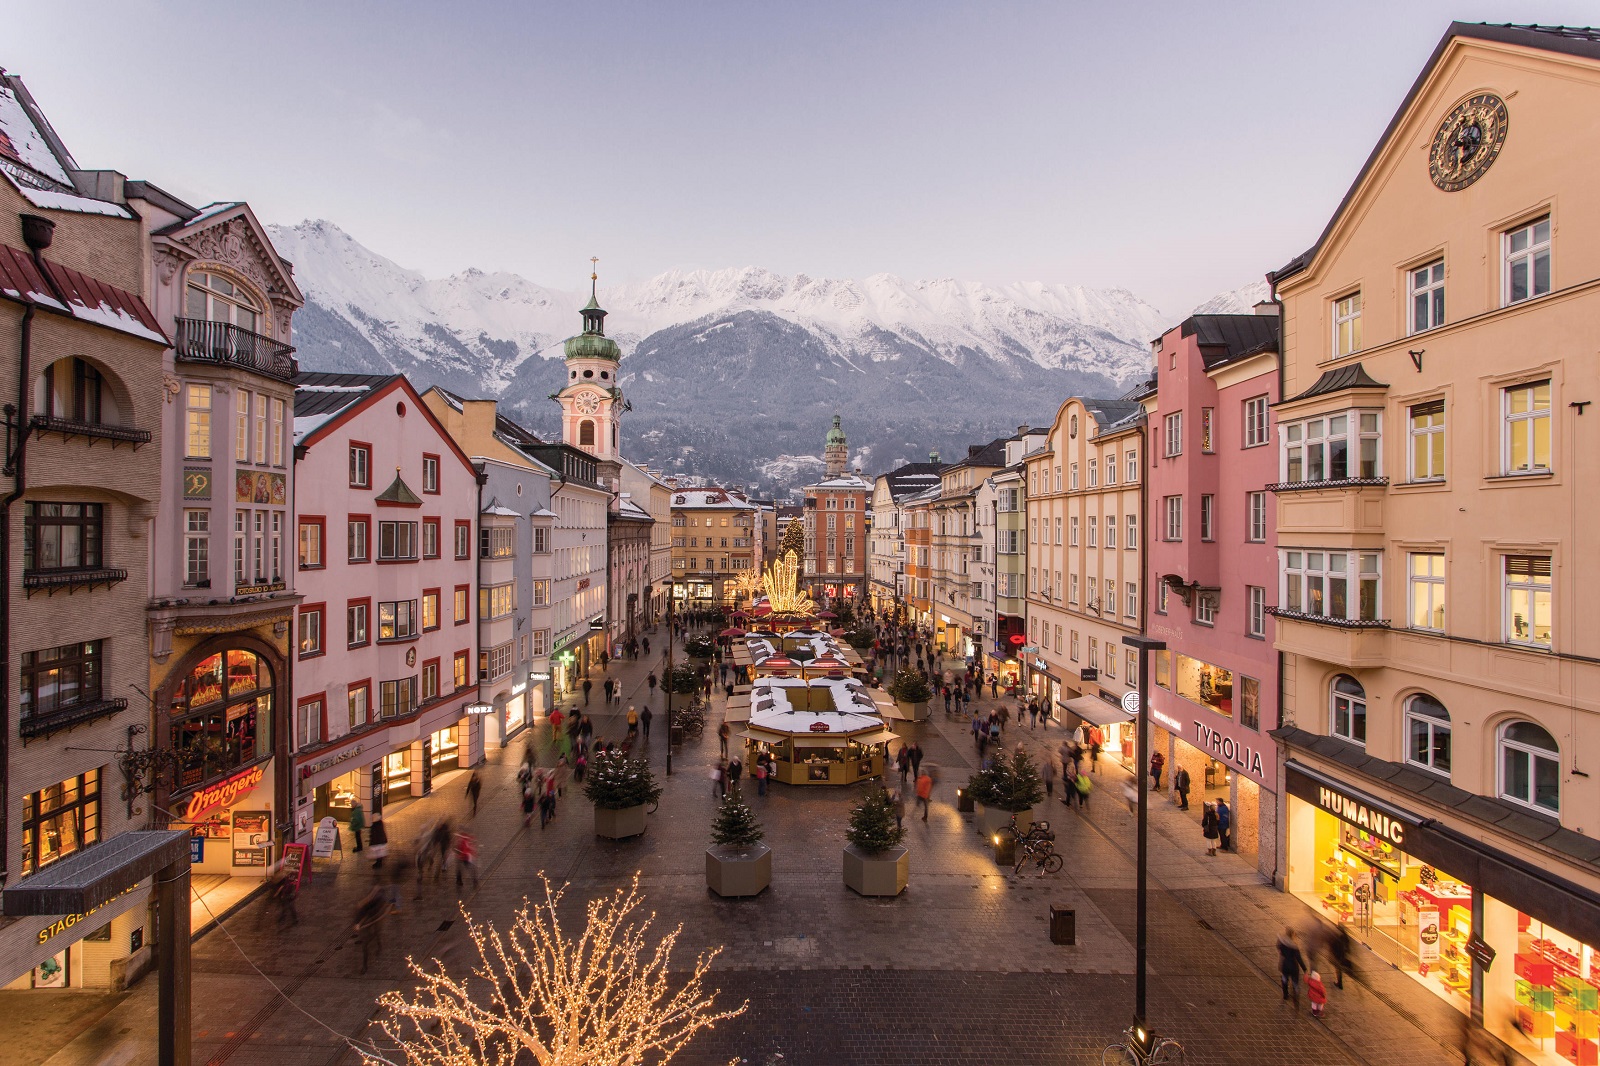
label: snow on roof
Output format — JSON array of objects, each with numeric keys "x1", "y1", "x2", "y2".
[
  {"x1": 31, "y1": 258, "x2": 168, "y2": 344},
  {"x1": 296, "y1": 384, "x2": 372, "y2": 393},
  {"x1": 483, "y1": 504, "x2": 521, "y2": 518},
  {"x1": 529, "y1": 507, "x2": 557, "y2": 518},
  {"x1": 67, "y1": 298, "x2": 167, "y2": 344},
  {"x1": 671, "y1": 488, "x2": 756, "y2": 510},
  {"x1": 0, "y1": 84, "x2": 72, "y2": 187},
  {"x1": 747, "y1": 676, "x2": 882, "y2": 735},
  {"x1": 7, "y1": 177, "x2": 132, "y2": 218},
  {"x1": 293, "y1": 413, "x2": 337, "y2": 443},
  {"x1": 186, "y1": 202, "x2": 241, "y2": 226}
]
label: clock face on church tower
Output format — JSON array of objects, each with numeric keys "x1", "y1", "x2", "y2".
[{"x1": 574, "y1": 392, "x2": 602, "y2": 415}]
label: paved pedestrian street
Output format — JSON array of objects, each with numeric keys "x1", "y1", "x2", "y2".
[{"x1": 5, "y1": 634, "x2": 1480, "y2": 1066}]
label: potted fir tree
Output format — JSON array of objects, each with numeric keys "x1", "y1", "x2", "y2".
[
  {"x1": 583, "y1": 750, "x2": 663, "y2": 839},
  {"x1": 965, "y1": 759, "x2": 1001, "y2": 824},
  {"x1": 842, "y1": 787, "x2": 908, "y2": 896},
  {"x1": 705, "y1": 796, "x2": 770, "y2": 897},
  {"x1": 886, "y1": 668, "x2": 932, "y2": 721},
  {"x1": 685, "y1": 634, "x2": 716, "y2": 661},
  {"x1": 975, "y1": 751, "x2": 1044, "y2": 839}
]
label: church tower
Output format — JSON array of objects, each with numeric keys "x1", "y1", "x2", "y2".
[
  {"x1": 557, "y1": 259, "x2": 624, "y2": 465},
  {"x1": 823, "y1": 414, "x2": 848, "y2": 477}
]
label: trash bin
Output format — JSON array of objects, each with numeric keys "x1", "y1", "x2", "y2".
[
  {"x1": 1050, "y1": 906, "x2": 1076, "y2": 945},
  {"x1": 993, "y1": 833, "x2": 1015, "y2": 866},
  {"x1": 957, "y1": 788, "x2": 975, "y2": 813}
]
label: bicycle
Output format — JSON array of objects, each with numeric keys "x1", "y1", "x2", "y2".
[
  {"x1": 1102, "y1": 1025, "x2": 1185, "y2": 1065},
  {"x1": 1014, "y1": 845, "x2": 1063, "y2": 877}
]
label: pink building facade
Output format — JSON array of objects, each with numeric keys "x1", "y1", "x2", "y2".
[
  {"x1": 288, "y1": 373, "x2": 480, "y2": 843},
  {"x1": 1140, "y1": 310, "x2": 1281, "y2": 875}
]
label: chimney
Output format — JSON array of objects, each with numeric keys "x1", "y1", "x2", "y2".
[
  {"x1": 1016, "y1": 425, "x2": 1029, "y2": 436},
  {"x1": 1253, "y1": 299, "x2": 1277, "y2": 316},
  {"x1": 19, "y1": 214, "x2": 54, "y2": 254},
  {"x1": 968, "y1": 444, "x2": 981, "y2": 457}
]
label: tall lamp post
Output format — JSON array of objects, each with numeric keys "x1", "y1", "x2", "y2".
[
  {"x1": 663, "y1": 578, "x2": 675, "y2": 776},
  {"x1": 1121, "y1": 633, "x2": 1167, "y2": 1051}
]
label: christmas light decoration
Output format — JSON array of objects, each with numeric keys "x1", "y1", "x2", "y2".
[
  {"x1": 365, "y1": 873, "x2": 744, "y2": 1066},
  {"x1": 761, "y1": 550, "x2": 817, "y2": 617}
]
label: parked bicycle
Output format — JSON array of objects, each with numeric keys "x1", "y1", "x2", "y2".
[{"x1": 1102, "y1": 1024, "x2": 1185, "y2": 1065}]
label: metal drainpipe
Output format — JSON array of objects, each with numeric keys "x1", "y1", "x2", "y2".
[
  {"x1": 2, "y1": 214, "x2": 57, "y2": 886},
  {"x1": 1267, "y1": 278, "x2": 1287, "y2": 886}
]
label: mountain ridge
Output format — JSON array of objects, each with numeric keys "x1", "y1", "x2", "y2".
[{"x1": 267, "y1": 220, "x2": 1228, "y2": 495}]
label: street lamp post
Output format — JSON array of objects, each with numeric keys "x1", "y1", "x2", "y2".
[
  {"x1": 663, "y1": 578, "x2": 675, "y2": 776},
  {"x1": 1121, "y1": 633, "x2": 1167, "y2": 1048}
]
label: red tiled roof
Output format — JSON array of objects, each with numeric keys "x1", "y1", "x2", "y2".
[
  {"x1": 0, "y1": 242, "x2": 167, "y2": 345},
  {"x1": 0, "y1": 242, "x2": 62, "y2": 308}
]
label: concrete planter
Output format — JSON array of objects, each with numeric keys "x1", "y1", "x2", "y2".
[
  {"x1": 892, "y1": 699, "x2": 930, "y2": 722},
  {"x1": 976, "y1": 803, "x2": 1033, "y2": 839},
  {"x1": 842, "y1": 844, "x2": 908, "y2": 897},
  {"x1": 706, "y1": 843, "x2": 771, "y2": 897},
  {"x1": 593, "y1": 803, "x2": 648, "y2": 839}
]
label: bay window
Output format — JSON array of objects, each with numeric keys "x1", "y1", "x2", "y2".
[
  {"x1": 1281, "y1": 550, "x2": 1383, "y2": 623},
  {"x1": 1280, "y1": 410, "x2": 1381, "y2": 484}
]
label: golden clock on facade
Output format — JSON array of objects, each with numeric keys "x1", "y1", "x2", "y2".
[
  {"x1": 574, "y1": 392, "x2": 602, "y2": 415},
  {"x1": 1428, "y1": 93, "x2": 1508, "y2": 192}
]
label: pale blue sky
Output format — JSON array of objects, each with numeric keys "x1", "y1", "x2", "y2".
[{"x1": 12, "y1": 1, "x2": 1599, "y2": 314}]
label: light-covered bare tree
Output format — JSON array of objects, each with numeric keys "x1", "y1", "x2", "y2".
[{"x1": 366, "y1": 873, "x2": 743, "y2": 1066}]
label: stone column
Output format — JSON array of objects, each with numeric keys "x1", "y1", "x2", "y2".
[
  {"x1": 1231, "y1": 774, "x2": 1260, "y2": 859},
  {"x1": 1171, "y1": 738, "x2": 1208, "y2": 812},
  {"x1": 460, "y1": 714, "x2": 484, "y2": 767}
]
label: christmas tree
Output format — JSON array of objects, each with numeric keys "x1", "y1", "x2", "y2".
[
  {"x1": 780, "y1": 523, "x2": 805, "y2": 571},
  {"x1": 582, "y1": 751, "x2": 663, "y2": 811},
  {"x1": 845, "y1": 787, "x2": 905, "y2": 854},
  {"x1": 994, "y1": 749, "x2": 1045, "y2": 813},
  {"x1": 709, "y1": 795, "x2": 764, "y2": 850},
  {"x1": 886, "y1": 666, "x2": 932, "y2": 704}
]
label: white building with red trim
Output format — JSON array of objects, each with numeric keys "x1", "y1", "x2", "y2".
[{"x1": 288, "y1": 373, "x2": 479, "y2": 839}]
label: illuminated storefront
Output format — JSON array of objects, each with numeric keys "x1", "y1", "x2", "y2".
[
  {"x1": 165, "y1": 647, "x2": 280, "y2": 881},
  {"x1": 1285, "y1": 764, "x2": 1600, "y2": 1065}
]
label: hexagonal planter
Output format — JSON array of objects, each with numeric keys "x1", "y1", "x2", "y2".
[
  {"x1": 706, "y1": 843, "x2": 771, "y2": 897},
  {"x1": 842, "y1": 844, "x2": 908, "y2": 896},
  {"x1": 893, "y1": 699, "x2": 930, "y2": 722},
  {"x1": 594, "y1": 803, "x2": 647, "y2": 839}
]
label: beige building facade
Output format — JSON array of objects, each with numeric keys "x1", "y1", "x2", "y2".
[
  {"x1": 1024, "y1": 398, "x2": 1144, "y2": 732},
  {"x1": 1268, "y1": 24, "x2": 1600, "y2": 1060}
]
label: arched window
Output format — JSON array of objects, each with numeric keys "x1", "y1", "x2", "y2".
[
  {"x1": 1499, "y1": 720, "x2": 1559, "y2": 814},
  {"x1": 1404, "y1": 694, "x2": 1451, "y2": 774},
  {"x1": 1330, "y1": 674, "x2": 1366, "y2": 744},
  {"x1": 171, "y1": 649, "x2": 273, "y2": 790},
  {"x1": 186, "y1": 271, "x2": 261, "y2": 333},
  {"x1": 579, "y1": 420, "x2": 595, "y2": 447}
]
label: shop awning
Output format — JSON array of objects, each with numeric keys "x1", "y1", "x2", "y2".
[
  {"x1": 1058, "y1": 694, "x2": 1132, "y2": 728},
  {"x1": 787, "y1": 729, "x2": 898, "y2": 749},
  {"x1": 737, "y1": 728, "x2": 789, "y2": 745},
  {"x1": 3, "y1": 830, "x2": 188, "y2": 916}
]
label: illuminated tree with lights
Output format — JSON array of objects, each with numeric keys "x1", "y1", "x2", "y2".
[
  {"x1": 780, "y1": 522, "x2": 805, "y2": 571},
  {"x1": 366, "y1": 874, "x2": 744, "y2": 1066}
]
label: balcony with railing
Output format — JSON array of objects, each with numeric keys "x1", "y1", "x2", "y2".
[
  {"x1": 174, "y1": 318, "x2": 297, "y2": 382},
  {"x1": 29, "y1": 414, "x2": 152, "y2": 448},
  {"x1": 19, "y1": 695, "x2": 129, "y2": 740}
]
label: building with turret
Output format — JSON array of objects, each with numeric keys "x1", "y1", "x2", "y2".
[{"x1": 802, "y1": 415, "x2": 869, "y2": 607}]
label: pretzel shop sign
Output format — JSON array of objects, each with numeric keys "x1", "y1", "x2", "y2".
[{"x1": 183, "y1": 764, "x2": 266, "y2": 821}]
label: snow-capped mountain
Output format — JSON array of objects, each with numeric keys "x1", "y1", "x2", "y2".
[
  {"x1": 1191, "y1": 279, "x2": 1272, "y2": 316},
  {"x1": 269, "y1": 219, "x2": 1169, "y2": 493}
]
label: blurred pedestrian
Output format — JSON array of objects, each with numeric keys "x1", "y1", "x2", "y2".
[
  {"x1": 465, "y1": 771, "x2": 482, "y2": 816},
  {"x1": 1277, "y1": 927, "x2": 1306, "y2": 1009},
  {"x1": 1201, "y1": 801, "x2": 1220, "y2": 855},
  {"x1": 353, "y1": 886, "x2": 389, "y2": 974},
  {"x1": 453, "y1": 830, "x2": 479, "y2": 888},
  {"x1": 368, "y1": 811, "x2": 389, "y2": 868},
  {"x1": 916, "y1": 769, "x2": 933, "y2": 821},
  {"x1": 1307, "y1": 970, "x2": 1328, "y2": 1019},
  {"x1": 583, "y1": 678, "x2": 593, "y2": 706},
  {"x1": 640, "y1": 705, "x2": 653, "y2": 740},
  {"x1": 1217, "y1": 798, "x2": 1233, "y2": 852}
]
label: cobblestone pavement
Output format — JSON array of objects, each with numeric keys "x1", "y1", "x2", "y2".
[{"x1": 9, "y1": 628, "x2": 1500, "y2": 1066}]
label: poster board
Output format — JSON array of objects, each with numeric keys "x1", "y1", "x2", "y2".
[
  {"x1": 1417, "y1": 906, "x2": 1442, "y2": 965},
  {"x1": 232, "y1": 810, "x2": 271, "y2": 867},
  {"x1": 280, "y1": 842, "x2": 309, "y2": 889},
  {"x1": 312, "y1": 816, "x2": 342, "y2": 860}
]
